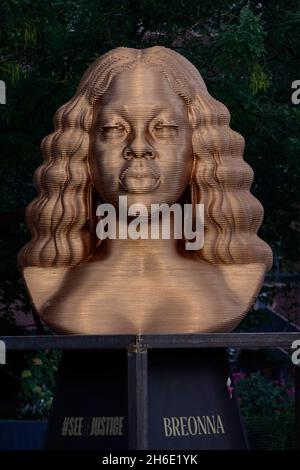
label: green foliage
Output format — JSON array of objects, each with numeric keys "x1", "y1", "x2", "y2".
[
  {"x1": 250, "y1": 63, "x2": 271, "y2": 94},
  {"x1": 235, "y1": 371, "x2": 294, "y2": 417},
  {"x1": 215, "y1": 6, "x2": 266, "y2": 73},
  {"x1": 245, "y1": 413, "x2": 295, "y2": 450},
  {"x1": 234, "y1": 372, "x2": 295, "y2": 449},
  {"x1": 18, "y1": 350, "x2": 62, "y2": 419}
]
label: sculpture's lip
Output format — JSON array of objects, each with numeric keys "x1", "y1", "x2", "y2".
[
  {"x1": 120, "y1": 165, "x2": 160, "y2": 179},
  {"x1": 119, "y1": 175, "x2": 161, "y2": 193},
  {"x1": 119, "y1": 165, "x2": 161, "y2": 193}
]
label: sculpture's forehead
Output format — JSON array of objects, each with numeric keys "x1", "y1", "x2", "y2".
[{"x1": 100, "y1": 64, "x2": 184, "y2": 111}]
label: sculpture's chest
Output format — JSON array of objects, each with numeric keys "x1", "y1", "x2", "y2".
[{"x1": 23, "y1": 262, "x2": 266, "y2": 335}]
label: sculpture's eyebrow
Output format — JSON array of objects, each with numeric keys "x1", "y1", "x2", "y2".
[
  {"x1": 100, "y1": 103, "x2": 185, "y2": 119},
  {"x1": 101, "y1": 103, "x2": 162, "y2": 113}
]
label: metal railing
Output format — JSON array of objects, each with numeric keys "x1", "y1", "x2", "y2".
[{"x1": 0, "y1": 332, "x2": 299, "y2": 450}]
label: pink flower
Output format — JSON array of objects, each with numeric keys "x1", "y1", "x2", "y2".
[{"x1": 232, "y1": 372, "x2": 245, "y2": 383}]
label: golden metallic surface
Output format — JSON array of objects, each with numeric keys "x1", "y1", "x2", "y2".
[{"x1": 19, "y1": 46, "x2": 272, "y2": 334}]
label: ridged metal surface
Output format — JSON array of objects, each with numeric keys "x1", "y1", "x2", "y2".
[{"x1": 19, "y1": 46, "x2": 272, "y2": 334}]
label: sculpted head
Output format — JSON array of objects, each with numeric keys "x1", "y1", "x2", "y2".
[
  {"x1": 91, "y1": 63, "x2": 192, "y2": 210},
  {"x1": 19, "y1": 46, "x2": 272, "y2": 269}
]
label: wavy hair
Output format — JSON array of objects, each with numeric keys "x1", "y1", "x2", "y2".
[{"x1": 19, "y1": 46, "x2": 272, "y2": 269}]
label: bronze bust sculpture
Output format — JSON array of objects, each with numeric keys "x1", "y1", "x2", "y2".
[{"x1": 19, "y1": 46, "x2": 272, "y2": 334}]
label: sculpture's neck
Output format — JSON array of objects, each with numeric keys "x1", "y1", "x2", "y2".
[{"x1": 96, "y1": 214, "x2": 182, "y2": 262}]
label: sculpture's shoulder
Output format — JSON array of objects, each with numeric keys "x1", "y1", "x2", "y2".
[
  {"x1": 23, "y1": 266, "x2": 70, "y2": 312},
  {"x1": 22, "y1": 261, "x2": 267, "y2": 335}
]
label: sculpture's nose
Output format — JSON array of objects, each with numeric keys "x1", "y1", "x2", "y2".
[
  {"x1": 123, "y1": 147, "x2": 154, "y2": 160},
  {"x1": 123, "y1": 131, "x2": 155, "y2": 160}
]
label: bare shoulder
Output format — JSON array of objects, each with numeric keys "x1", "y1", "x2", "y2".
[{"x1": 23, "y1": 266, "x2": 70, "y2": 311}]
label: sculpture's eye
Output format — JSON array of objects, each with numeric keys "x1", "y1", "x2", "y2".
[
  {"x1": 152, "y1": 121, "x2": 178, "y2": 139},
  {"x1": 100, "y1": 123, "x2": 127, "y2": 140}
]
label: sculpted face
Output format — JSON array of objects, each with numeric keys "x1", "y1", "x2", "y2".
[{"x1": 90, "y1": 65, "x2": 193, "y2": 210}]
